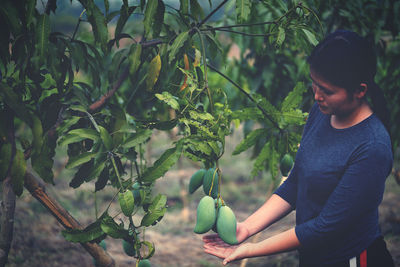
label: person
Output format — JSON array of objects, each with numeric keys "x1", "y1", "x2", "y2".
[{"x1": 203, "y1": 30, "x2": 395, "y2": 266}]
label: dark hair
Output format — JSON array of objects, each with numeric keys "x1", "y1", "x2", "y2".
[{"x1": 307, "y1": 30, "x2": 390, "y2": 133}]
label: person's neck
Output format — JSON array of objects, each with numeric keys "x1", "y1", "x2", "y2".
[{"x1": 331, "y1": 102, "x2": 373, "y2": 129}]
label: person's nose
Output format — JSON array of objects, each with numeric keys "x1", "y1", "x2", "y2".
[{"x1": 314, "y1": 87, "x2": 323, "y2": 102}]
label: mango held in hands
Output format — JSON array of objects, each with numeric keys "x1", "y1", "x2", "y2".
[
  {"x1": 202, "y1": 168, "x2": 219, "y2": 198},
  {"x1": 138, "y1": 259, "x2": 151, "y2": 267},
  {"x1": 189, "y1": 169, "x2": 206, "y2": 194},
  {"x1": 194, "y1": 196, "x2": 217, "y2": 234},
  {"x1": 216, "y1": 205, "x2": 238, "y2": 245},
  {"x1": 280, "y1": 153, "x2": 294, "y2": 176}
]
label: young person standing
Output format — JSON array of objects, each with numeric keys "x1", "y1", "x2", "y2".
[{"x1": 203, "y1": 30, "x2": 394, "y2": 267}]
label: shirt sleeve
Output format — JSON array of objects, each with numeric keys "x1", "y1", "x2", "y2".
[
  {"x1": 274, "y1": 162, "x2": 298, "y2": 208},
  {"x1": 295, "y1": 141, "x2": 393, "y2": 248}
]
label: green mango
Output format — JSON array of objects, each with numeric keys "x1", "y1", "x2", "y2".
[
  {"x1": 212, "y1": 198, "x2": 223, "y2": 232},
  {"x1": 202, "y1": 168, "x2": 219, "y2": 198},
  {"x1": 194, "y1": 196, "x2": 217, "y2": 234},
  {"x1": 216, "y1": 205, "x2": 238, "y2": 245},
  {"x1": 280, "y1": 153, "x2": 294, "y2": 176},
  {"x1": 188, "y1": 168, "x2": 206, "y2": 194},
  {"x1": 122, "y1": 240, "x2": 136, "y2": 257},
  {"x1": 138, "y1": 259, "x2": 151, "y2": 267}
]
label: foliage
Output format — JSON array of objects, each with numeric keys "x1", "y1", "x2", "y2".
[{"x1": 1, "y1": 0, "x2": 398, "y2": 263}]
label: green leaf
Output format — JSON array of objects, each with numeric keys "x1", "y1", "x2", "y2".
[
  {"x1": 122, "y1": 129, "x2": 152, "y2": 149},
  {"x1": 95, "y1": 167, "x2": 109, "y2": 192},
  {"x1": 281, "y1": 82, "x2": 306, "y2": 112},
  {"x1": 188, "y1": 110, "x2": 214, "y2": 121},
  {"x1": 118, "y1": 190, "x2": 135, "y2": 216},
  {"x1": 141, "y1": 207, "x2": 166, "y2": 227},
  {"x1": 58, "y1": 127, "x2": 101, "y2": 147},
  {"x1": 62, "y1": 218, "x2": 105, "y2": 243},
  {"x1": 251, "y1": 141, "x2": 271, "y2": 178},
  {"x1": 0, "y1": 143, "x2": 12, "y2": 181},
  {"x1": 302, "y1": 28, "x2": 319, "y2": 46},
  {"x1": 153, "y1": 0, "x2": 165, "y2": 37},
  {"x1": 180, "y1": 0, "x2": 189, "y2": 14},
  {"x1": 141, "y1": 194, "x2": 167, "y2": 226},
  {"x1": 128, "y1": 44, "x2": 142, "y2": 76},
  {"x1": 253, "y1": 93, "x2": 280, "y2": 123},
  {"x1": 190, "y1": 0, "x2": 204, "y2": 20},
  {"x1": 168, "y1": 31, "x2": 189, "y2": 64},
  {"x1": 232, "y1": 107, "x2": 263, "y2": 121},
  {"x1": 35, "y1": 14, "x2": 50, "y2": 62},
  {"x1": 101, "y1": 214, "x2": 128, "y2": 239},
  {"x1": 99, "y1": 126, "x2": 113, "y2": 151},
  {"x1": 115, "y1": 5, "x2": 137, "y2": 38},
  {"x1": 0, "y1": 3, "x2": 22, "y2": 36},
  {"x1": 141, "y1": 142, "x2": 183, "y2": 183},
  {"x1": 280, "y1": 109, "x2": 308, "y2": 127},
  {"x1": 31, "y1": 131, "x2": 57, "y2": 184},
  {"x1": 275, "y1": 26, "x2": 285, "y2": 48},
  {"x1": 69, "y1": 160, "x2": 93, "y2": 188},
  {"x1": 268, "y1": 140, "x2": 279, "y2": 178},
  {"x1": 58, "y1": 134, "x2": 88, "y2": 147},
  {"x1": 0, "y1": 83, "x2": 33, "y2": 127},
  {"x1": 141, "y1": 241, "x2": 155, "y2": 259},
  {"x1": 143, "y1": 0, "x2": 158, "y2": 37},
  {"x1": 146, "y1": 54, "x2": 162, "y2": 91},
  {"x1": 57, "y1": 116, "x2": 81, "y2": 135},
  {"x1": 82, "y1": 1, "x2": 108, "y2": 51},
  {"x1": 236, "y1": 0, "x2": 251, "y2": 23},
  {"x1": 155, "y1": 92, "x2": 180, "y2": 110},
  {"x1": 149, "y1": 194, "x2": 167, "y2": 211},
  {"x1": 233, "y1": 128, "x2": 268, "y2": 155},
  {"x1": 66, "y1": 151, "x2": 97, "y2": 169}
]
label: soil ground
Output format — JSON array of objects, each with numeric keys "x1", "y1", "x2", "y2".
[{"x1": 5, "y1": 129, "x2": 400, "y2": 267}]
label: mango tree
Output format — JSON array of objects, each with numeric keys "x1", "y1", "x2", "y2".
[{"x1": 0, "y1": 0, "x2": 320, "y2": 265}]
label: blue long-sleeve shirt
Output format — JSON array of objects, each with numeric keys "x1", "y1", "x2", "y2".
[{"x1": 275, "y1": 103, "x2": 393, "y2": 265}]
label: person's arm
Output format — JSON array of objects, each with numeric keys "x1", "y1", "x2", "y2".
[
  {"x1": 241, "y1": 194, "x2": 293, "y2": 238},
  {"x1": 204, "y1": 227, "x2": 300, "y2": 265}
]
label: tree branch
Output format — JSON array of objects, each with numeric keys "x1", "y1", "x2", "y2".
[
  {"x1": 24, "y1": 172, "x2": 115, "y2": 267},
  {"x1": 188, "y1": 54, "x2": 282, "y2": 132},
  {"x1": 88, "y1": 38, "x2": 166, "y2": 112},
  {"x1": 201, "y1": 28, "x2": 273, "y2": 37},
  {"x1": 197, "y1": 0, "x2": 229, "y2": 28}
]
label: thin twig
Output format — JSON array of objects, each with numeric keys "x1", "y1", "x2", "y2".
[
  {"x1": 201, "y1": 28, "x2": 273, "y2": 37},
  {"x1": 197, "y1": 0, "x2": 229, "y2": 28},
  {"x1": 187, "y1": 53, "x2": 282, "y2": 132},
  {"x1": 208, "y1": 21, "x2": 276, "y2": 30}
]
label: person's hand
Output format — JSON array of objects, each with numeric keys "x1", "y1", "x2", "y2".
[
  {"x1": 202, "y1": 222, "x2": 251, "y2": 264},
  {"x1": 203, "y1": 235, "x2": 251, "y2": 265}
]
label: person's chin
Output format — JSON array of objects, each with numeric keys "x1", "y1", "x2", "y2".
[{"x1": 318, "y1": 105, "x2": 330, "y2": 114}]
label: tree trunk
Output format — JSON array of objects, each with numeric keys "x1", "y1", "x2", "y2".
[
  {"x1": 24, "y1": 172, "x2": 116, "y2": 267},
  {"x1": 0, "y1": 107, "x2": 16, "y2": 267},
  {"x1": 0, "y1": 177, "x2": 16, "y2": 267}
]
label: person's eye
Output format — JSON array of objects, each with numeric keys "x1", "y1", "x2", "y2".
[{"x1": 322, "y1": 88, "x2": 334, "y2": 95}]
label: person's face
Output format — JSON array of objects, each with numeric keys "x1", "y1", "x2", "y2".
[{"x1": 310, "y1": 69, "x2": 363, "y2": 118}]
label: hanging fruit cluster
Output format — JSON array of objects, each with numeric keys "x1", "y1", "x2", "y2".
[{"x1": 189, "y1": 168, "x2": 238, "y2": 245}]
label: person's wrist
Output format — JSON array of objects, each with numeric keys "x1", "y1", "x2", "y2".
[{"x1": 238, "y1": 221, "x2": 251, "y2": 242}]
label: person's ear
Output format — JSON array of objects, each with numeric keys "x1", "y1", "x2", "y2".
[{"x1": 355, "y1": 83, "x2": 368, "y2": 99}]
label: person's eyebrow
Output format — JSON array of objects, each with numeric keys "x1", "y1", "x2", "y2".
[{"x1": 309, "y1": 75, "x2": 331, "y2": 91}]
